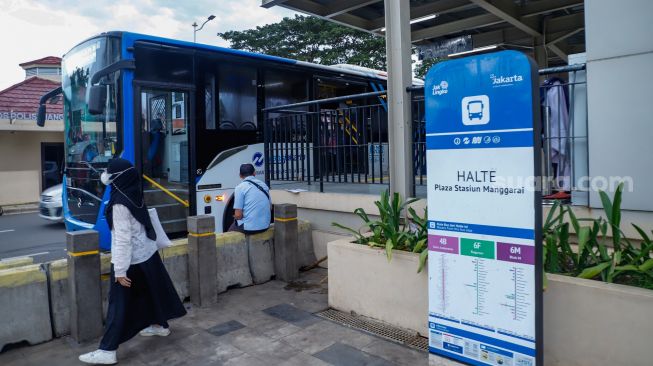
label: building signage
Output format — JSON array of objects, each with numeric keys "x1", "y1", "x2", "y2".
[
  {"x1": 0, "y1": 111, "x2": 63, "y2": 121},
  {"x1": 425, "y1": 51, "x2": 542, "y2": 366}
]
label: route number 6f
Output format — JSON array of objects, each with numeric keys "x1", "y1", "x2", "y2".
[{"x1": 473, "y1": 242, "x2": 481, "y2": 249}]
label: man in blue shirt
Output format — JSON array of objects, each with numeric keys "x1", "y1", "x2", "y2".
[{"x1": 229, "y1": 163, "x2": 271, "y2": 235}]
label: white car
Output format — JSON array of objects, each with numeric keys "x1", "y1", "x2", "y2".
[{"x1": 39, "y1": 184, "x2": 63, "y2": 222}]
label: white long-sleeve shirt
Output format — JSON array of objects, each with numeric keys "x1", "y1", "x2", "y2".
[{"x1": 111, "y1": 204, "x2": 158, "y2": 277}]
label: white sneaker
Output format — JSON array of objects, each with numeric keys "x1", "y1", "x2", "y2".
[
  {"x1": 79, "y1": 350, "x2": 117, "y2": 364},
  {"x1": 139, "y1": 325, "x2": 171, "y2": 337}
]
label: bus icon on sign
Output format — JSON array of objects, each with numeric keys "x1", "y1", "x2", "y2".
[
  {"x1": 461, "y1": 95, "x2": 490, "y2": 125},
  {"x1": 467, "y1": 100, "x2": 484, "y2": 120}
]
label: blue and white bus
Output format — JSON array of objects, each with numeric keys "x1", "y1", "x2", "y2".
[{"x1": 37, "y1": 31, "x2": 390, "y2": 250}]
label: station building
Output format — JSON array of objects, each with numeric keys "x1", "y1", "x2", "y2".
[
  {"x1": 0, "y1": 57, "x2": 64, "y2": 206},
  {"x1": 262, "y1": 0, "x2": 653, "y2": 239}
]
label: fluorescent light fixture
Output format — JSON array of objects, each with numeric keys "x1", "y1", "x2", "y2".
[
  {"x1": 379, "y1": 13, "x2": 437, "y2": 32},
  {"x1": 410, "y1": 14, "x2": 437, "y2": 24},
  {"x1": 448, "y1": 45, "x2": 498, "y2": 58}
]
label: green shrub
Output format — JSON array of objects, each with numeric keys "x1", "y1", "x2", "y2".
[
  {"x1": 544, "y1": 183, "x2": 653, "y2": 289},
  {"x1": 332, "y1": 190, "x2": 429, "y2": 273},
  {"x1": 333, "y1": 183, "x2": 653, "y2": 289}
]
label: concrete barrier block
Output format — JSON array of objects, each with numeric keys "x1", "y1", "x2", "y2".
[
  {"x1": 273, "y1": 206, "x2": 299, "y2": 281},
  {"x1": 188, "y1": 216, "x2": 218, "y2": 307},
  {"x1": 216, "y1": 231, "x2": 252, "y2": 293},
  {"x1": 67, "y1": 230, "x2": 103, "y2": 343},
  {"x1": 100, "y1": 253, "x2": 112, "y2": 322},
  {"x1": 48, "y1": 257, "x2": 107, "y2": 334},
  {"x1": 47, "y1": 259, "x2": 70, "y2": 337},
  {"x1": 247, "y1": 229, "x2": 275, "y2": 284},
  {"x1": 187, "y1": 215, "x2": 215, "y2": 234},
  {"x1": 0, "y1": 256, "x2": 34, "y2": 270},
  {"x1": 160, "y1": 239, "x2": 189, "y2": 301},
  {"x1": 0, "y1": 264, "x2": 53, "y2": 350},
  {"x1": 298, "y1": 221, "x2": 316, "y2": 268}
]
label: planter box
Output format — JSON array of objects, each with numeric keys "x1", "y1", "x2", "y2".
[
  {"x1": 543, "y1": 273, "x2": 653, "y2": 366},
  {"x1": 328, "y1": 239, "x2": 429, "y2": 335},
  {"x1": 328, "y1": 238, "x2": 653, "y2": 366}
]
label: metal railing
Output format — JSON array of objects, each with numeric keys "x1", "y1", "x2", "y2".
[
  {"x1": 411, "y1": 87, "x2": 426, "y2": 192},
  {"x1": 264, "y1": 63, "x2": 588, "y2": 200},
  {"x1": 263, "y1": 91, "x2": 389, "y2": 193}
]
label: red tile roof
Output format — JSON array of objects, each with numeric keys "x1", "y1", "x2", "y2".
[
  {"x1": 0, "y1": 77, "x2": 63, "y2": 114},
  {"x1": 19, "y1": 56, "x2": 62, "y2": 68}
]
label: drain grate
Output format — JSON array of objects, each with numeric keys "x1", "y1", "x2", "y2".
[{"x1": 316, "y1": 308, "x2": 428, "y2": 352}]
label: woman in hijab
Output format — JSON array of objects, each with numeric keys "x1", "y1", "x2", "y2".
[{"x1": 79, "y1": 158, "x2": 186, "y2": 365}]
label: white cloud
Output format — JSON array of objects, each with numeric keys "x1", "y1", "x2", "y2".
[{"x1": 0, "y1": 0, "x2": 296, "y2": 90}]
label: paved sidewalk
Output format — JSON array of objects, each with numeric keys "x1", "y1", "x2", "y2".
[
  {"x1": 0, "y1": 202, "x2": 39, "y2": 216},
  {"x1": 0, "y1": 268, "x2": 447, "y2": 366}
]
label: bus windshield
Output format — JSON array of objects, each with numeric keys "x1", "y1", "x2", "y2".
[{"x1": 62, "y1": 36, "x2": 121, "y2": 224}]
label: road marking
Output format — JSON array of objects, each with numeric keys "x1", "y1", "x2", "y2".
[
  {"x1": 0, "y1": 229, "x2": 15, "y2": 233},
  {"x1": 1, "y1": 252, "x2": 49, "y2": 261}
]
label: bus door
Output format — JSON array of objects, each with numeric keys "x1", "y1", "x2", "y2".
[{"x1": 137, "y1": 87, "x2": 192, "y2": 236}]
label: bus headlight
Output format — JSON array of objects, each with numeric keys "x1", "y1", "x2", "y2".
[
  {"x1": 203, "y1": 195, "x2": 211, "y2": 203},
  {"x1": 215, "y1": 194, "x2": 225, "y2": 202}
]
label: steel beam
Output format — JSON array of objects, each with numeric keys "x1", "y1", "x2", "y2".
[
  {"x1": 521, "y1": 0, "x2": 584, "y2": 17},
  {"x1": 325, "y1": 0, "x2": 382, "y2": 18},
  {"x1": 370, "y1": 0, "x2": 474, "y2": 31},
  {"x1": 469, "y1": 0, "x2": 573, "y2": 61},
  {"x1": 412, "y1": 13, "x2": 503, "y2": 42},
  {"x1": 280, "y1": 0, "x2": 375, "y2": 31},
  {"x1": 261, "y1": 0, "x2": 289, "y2": 9},
  {"x1": 469, "y1": 0, "x2": 540, "y2": 37}
]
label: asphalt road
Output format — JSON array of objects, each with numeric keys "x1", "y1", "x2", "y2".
[{"x1": 0, "y1": 212, "x2": 67, "y2": 264}]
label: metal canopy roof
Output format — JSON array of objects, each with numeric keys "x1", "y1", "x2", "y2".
[{"x1": 262, "y1": 0, "x2": 585, "y2": 65}]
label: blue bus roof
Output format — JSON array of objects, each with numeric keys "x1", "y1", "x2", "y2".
[{"x1": 73, "y1": 31, "x2": 388, "y2": 81}]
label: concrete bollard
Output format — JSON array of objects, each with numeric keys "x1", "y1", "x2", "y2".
[
  {"x1": 246, "y1": 229, "x2": 275, "y2": 284},
  {"x1": 273, "y1": 204, "x2": 299, "y2": 282},
  {"x1": 67, "y1": 230, "x2": 103, "y2": 343},
  {"x1": 187, "y1": 215, "x2": 218, "y2": 307}
]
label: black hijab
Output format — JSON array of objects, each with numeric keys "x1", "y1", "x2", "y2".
[{"x1": 104, "y1": 158, "x2": 156, "y2": 241}]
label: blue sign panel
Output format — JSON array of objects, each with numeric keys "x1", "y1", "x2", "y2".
[{"x1": 425, "y1": 51, "x2": 542, "y2": 366}]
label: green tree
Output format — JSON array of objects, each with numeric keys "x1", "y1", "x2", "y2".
[
  {"x1": 414, "y1": 56, "x2": 443, "y2": 79},
  {"x1": 218, "y1": 15, "x2": 386, "y2": 70}
]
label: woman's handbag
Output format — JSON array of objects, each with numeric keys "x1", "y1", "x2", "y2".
[{"x1": 148, "y1": 208, "x2": 172, "y2": 249}]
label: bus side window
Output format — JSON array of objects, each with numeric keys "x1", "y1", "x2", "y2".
[
  {"x1": 218, "y1": 65, "x2": 257, "y2": 131},
  {"x1": 205, "y1": 75, "x2": 216, "y2": 130}
]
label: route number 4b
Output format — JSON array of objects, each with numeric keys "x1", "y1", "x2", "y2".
[{"x1": 439, "y1": 238, "x2": 447, "y2": 245}]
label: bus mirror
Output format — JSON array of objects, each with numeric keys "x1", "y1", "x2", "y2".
[
  {"x1": 36, "y1": 86, "x2": 62, "y2": 127},
  {"x1": 88, "y1": 85, "x2": 106, "y2": 115},
  {"x1": 36, "y1": 104, "x2": 46, "y2": 127}
]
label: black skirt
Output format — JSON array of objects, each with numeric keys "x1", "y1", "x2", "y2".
[{"x1": 99, "y1": 251, "x2": 187, "y2": 351}]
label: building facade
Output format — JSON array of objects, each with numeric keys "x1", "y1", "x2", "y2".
[{"x1": 0, "y1": 56, "x2": 64, "y2": 206}]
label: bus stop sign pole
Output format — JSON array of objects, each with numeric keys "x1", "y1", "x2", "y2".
[{"x1": 425, "y1": 50, "x2": 543, "y2": 366}]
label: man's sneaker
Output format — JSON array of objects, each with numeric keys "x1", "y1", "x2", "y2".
[
  {"x1": 79, "y1": 350, "x2": 117, "y2": 365},
  {"x1": 139, "y1": 325, "x2": 171, "y2": 337}
]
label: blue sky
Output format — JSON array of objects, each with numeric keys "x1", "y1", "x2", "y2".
[{"x1": 0, "y1": 0, "x2": 297, "y2": 90}]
